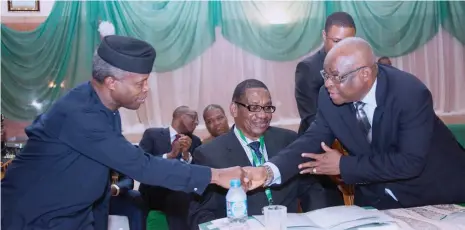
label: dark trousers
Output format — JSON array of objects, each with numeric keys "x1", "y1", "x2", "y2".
[
  {"x1": 141, "y1": 186, "x2": 192, "y2": 230},
  {"x1": 109, "y1": 190, "x2": 148, "y2": 230},
  {"x1": 354, "y1": 187, "x2": 403, "y2": 210},
  {"x1": 298, "y1": 174, "x2": 345, "y2": 212}
]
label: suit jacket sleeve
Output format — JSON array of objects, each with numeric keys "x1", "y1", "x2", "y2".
[
  {"x1": 295, "y1": 61, "x2": 320, "y2": 122},
  {"x1": 340, "y1": 88, "x2": 435, "y2": 184},
  {"x1": 116, "y1": 174, "x2": 134, "y2": 195},
  {"x1": 58, "y1": 110, "x2": 211, "y2": 195},
  {"x1": 269, "y1": 110, "x2": 335, "y2": 184},
  {"x1": 189, "y1": 147, "x2": 223, "y2": 229}
]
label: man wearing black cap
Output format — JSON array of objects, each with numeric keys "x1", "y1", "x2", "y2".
[{"x1": 1, "y1": 35, "x2": 245, "y2": 230}]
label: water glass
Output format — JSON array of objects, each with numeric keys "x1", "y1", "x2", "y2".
[{"x1": 263, "y1": 205, "x2": 287, "y2": 230}]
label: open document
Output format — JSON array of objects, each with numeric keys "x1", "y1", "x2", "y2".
[{"x1": 253, "y1": 205, "x2": 398, "y2": 230}]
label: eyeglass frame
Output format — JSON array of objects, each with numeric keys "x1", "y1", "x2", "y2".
[
  {"x1": 320, "y1": 65, "x2": 370, "y2": 84},
  {"x1": 234, "y1": 101, "x2": 276, "y2": 114}
]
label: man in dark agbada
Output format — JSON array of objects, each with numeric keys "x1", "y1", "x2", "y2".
[{"x1": 1, "y1": 35, "x2": 244, "y2": 230}]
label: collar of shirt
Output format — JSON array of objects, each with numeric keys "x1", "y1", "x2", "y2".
[
  {"x1": 359, "y1": 78, "x2": 378, "y2": 107},
  {"x1": 169, "y1": 126, "x2": 178, "y2": 144},
  {"x1": 353, "y1": 78, "x2": 378, "y2": 126},
  {"x1": 233, "y1": 126, "x2": 269, "y2": 165}
]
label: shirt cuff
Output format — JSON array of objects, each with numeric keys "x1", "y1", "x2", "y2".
[
  {"x1": 162, "y1": 153, "x2": 168, "y2": 159},
  {"x1": 111, "y1": 184, "x2": 120, "y2": 196},
  {"x1": 264, "y1": 162, "x2": 282, "y2": 185},
  {"x1": 180, "y1": 152, "x2": 192, "y2": 164}
]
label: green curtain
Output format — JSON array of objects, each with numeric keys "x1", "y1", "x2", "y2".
[
  {"x1": 220, "y1": 1, "x2": 326, "y2": 61},
  {"x1": 2, "y1": 1, "x2": 465, "y2": 121},
  {"x1": 327, "y1": 1, "x2": 440, "y2": 57},
  {"x1": 1, "y1": 2, "x2": 99, "y2": 120},
  {"x1": 440, "y1": 1, "x2": 465, "y2": 45}
]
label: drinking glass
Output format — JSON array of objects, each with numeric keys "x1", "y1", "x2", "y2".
[{"x1": 263, "y1": 205, "x2": 287, "y2": 230}]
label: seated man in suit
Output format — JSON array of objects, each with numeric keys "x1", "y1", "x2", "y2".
[
  {"x1": 245, "y1": 37, "x2": 465, "y2": 209},
  {"x1": 202, "y1": 104, "x2": 230, "y2": 144},
  {"x1": 189, "y1": 79, "x2": 301, "y2": 229},
  {"x1": 109, "y1": 171, "x2": 147, "y2": 230},
  {"x1": 139, "y1": 105, "x2": 201, "y2": 230}
]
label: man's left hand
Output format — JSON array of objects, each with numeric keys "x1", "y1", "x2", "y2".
[
  {"x1": 179, "y1": 135, "x2": 192, "y2": 153},
  {"x1": 298, "y1": 142, "x2": 343, "y2": 175}
]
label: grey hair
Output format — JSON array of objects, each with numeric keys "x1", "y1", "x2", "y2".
[{"x1": 92, "y1": 52, "x2": 130, "y2": 83}]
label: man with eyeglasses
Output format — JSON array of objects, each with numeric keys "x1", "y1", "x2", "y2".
[
  {"x1": 188, "y1": 79, "x2": 301, "y2": 229},
  {"x1": 244, "y1": 37, "x2": 465, "y2": 210},
  {"x1": 294, "y1": 11, "x2": 356, "y2": 210},
  {"x1": 139, "y1": 105, "x2": 201, "y2": 230}
]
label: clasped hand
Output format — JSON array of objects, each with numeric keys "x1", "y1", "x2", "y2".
[{"x1": 213, "y1": 142, "x2": 343, "y2": 191}]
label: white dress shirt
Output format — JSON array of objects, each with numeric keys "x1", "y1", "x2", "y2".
[
  {"x1": 233, "y1": 126, "x2": 270, "y2": 164},
  {"x1": 233, "y1": 126, "x2": 281, "y2": 182},
  {"x1": 267, "y1": 79, "x2": 398, "y2": 201},
  {"x1": 162, "y1": 126, "x2": 193, "y2": 164}
]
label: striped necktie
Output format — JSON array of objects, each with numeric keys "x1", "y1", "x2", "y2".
[
  {"x1": 354, "y1": 101, "x2": 372, "y2": 143},
  {"x1": 248, "y1": 141, "x2": 263, "y2": 166}
]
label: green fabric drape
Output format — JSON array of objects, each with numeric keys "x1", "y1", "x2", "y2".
[
  {"x1": 220, "y1": 1, "x2": 326, "y2": 61},
  {"x1": 440, "y1": 1, "x2": 465, "y2": 45},
  {"x1": 327, "y1": 1, "x2": 440, "y2": 57},
  {"x1": 1, "y1": 2, "x2": 99, "y2": 120},
  {"x1": 2, "y1": 1, "x2": 465, "y2": 121}
]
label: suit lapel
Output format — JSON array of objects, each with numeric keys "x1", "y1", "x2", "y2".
[
  {"x1": 372, "y1": 66, "x2": 388, "y2": 147},
  {"x1": 161, "y1": 128, "x2": 172, "y2": 153},
  {"x1": 339, "y1": 104, "x2": 372, "y2": 154},
  {"x1": 263, "y1": 128, "x2": 279, "y2": 159},
  {"x1": 224, "y1": 129, "x2": 253, "y2": 167}
]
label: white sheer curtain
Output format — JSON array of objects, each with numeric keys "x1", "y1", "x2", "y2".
[{"x1": 121, "y1": 28, "x2": 465, "y2": 142}]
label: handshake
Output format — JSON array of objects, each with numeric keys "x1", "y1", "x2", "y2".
[{"x1": 210, "y1": 166, "x2": 270, "y2": 191}]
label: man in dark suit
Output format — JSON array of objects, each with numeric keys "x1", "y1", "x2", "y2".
[
  {"x1": 245, "y1": 37, "x2": 465, "y2": 209},
  {"x1": 189, "y1": 79, "x2": 300, "y2": 229},
  {"x1": 295, "y1": 12, "x2": 356, "y2": 135},
  {"x1": 139, "y1": 106, "x2": 201, "y2": 230},
  {"x1": 294, "y1": 12, "x2": 356, "y2": 210},
  {"x1": 1, "y1": 35, "x2": 244, "y2": 230},
  {"x1": 109, "y1": 171, "x2": 147, "y2": 230}
]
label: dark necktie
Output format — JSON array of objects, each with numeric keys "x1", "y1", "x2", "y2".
[
  {"x1": 248, "y1": 141, "x2": 263, "y2": 166},
  {"x1": 354, "y1": 101, "x2": 372, "y2": 142}
]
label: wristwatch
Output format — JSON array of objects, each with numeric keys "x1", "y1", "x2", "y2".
[{"x1": 263, "y1": 165, "x2": 274, "y2": 186}]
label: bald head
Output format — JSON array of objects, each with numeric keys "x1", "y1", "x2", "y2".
[
  {"x1": 321, "y1": 37, "x2": 378, "y2": 105},
  {"x1": 173, "y1": 105, "x2": 190, "y2": 119},
  {"x1": 324, "y1": 37, "x2": 376, "y2": 73}
]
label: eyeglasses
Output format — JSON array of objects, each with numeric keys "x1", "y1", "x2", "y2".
[
  {"x1": 320, "y1": 66, "x2": 369, "y2": 84},
  {"x1": 234, "y1": 101, "x2": 276, "y2": 113}
]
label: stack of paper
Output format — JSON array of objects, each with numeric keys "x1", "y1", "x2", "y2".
[{"x1": 253, "y1": 205, "x2": 398, "y2": 230}]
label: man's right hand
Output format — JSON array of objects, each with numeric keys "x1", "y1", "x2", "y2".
[
  {"x1": 242, "y1": 166, "x2": 268, "y2": 191},
  {"x1": 166, "y1": 139, "x2": 182, "y2": 159},
  {"x1": 211, "y1": 166, "x2": 248, "y2": 189}
]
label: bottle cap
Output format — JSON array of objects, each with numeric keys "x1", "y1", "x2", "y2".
[{"x1": 230, "y1": 179, "x2": 241, "y2": 187}]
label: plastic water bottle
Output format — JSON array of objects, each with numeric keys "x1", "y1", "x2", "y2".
[{"x1": 226, "y1": 179, "x2": 248, "y2": 227}]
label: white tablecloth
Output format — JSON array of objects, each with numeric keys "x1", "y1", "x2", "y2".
[{"x1": 200, "y1": 204, "x2": 465, "y2": 230}]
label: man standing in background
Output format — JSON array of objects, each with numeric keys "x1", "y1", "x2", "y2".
[
  {"x1": 295, "y1": 12, "x2": 357, "y2": 135},
  {"x1": 294, "y1": 12, "x2": 357, "y2": 210},
  {"x1": 378, "y1": 56, "x2": 392, "y2": 66}
]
